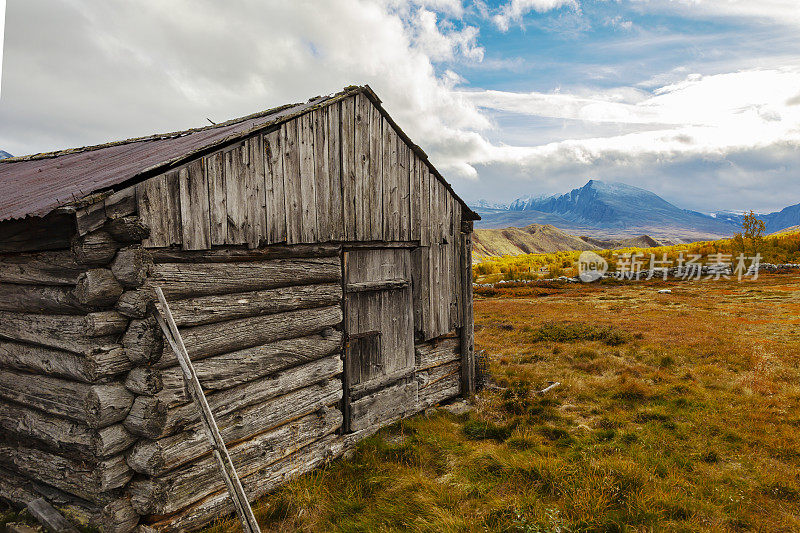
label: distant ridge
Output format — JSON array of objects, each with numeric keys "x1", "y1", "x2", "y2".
[
  {"x1": 471, "y1": 180, "x2": 800, "y2": 241},
  {"x1": 472, "y1": 223, "x2": 679, "y2": 259},
  {"x1": 0, "y1": 151, "x2": 12, "y2": 160}
]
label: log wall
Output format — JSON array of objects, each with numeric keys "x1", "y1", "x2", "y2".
[{"x1": 0, "y1": 209, "x2": 144, "y2": 532}]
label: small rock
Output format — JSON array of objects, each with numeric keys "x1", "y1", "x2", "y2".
[
  {"x1": 439, "y1": 400, "x2": 472, "y2": 416},
  {"x1": 658, "y1": 289, "x2": 672, "y2": 294}
]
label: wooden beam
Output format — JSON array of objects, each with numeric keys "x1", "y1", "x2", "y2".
[{"x1": 163, "y1": 283, "x2": 341, "y2": 327}]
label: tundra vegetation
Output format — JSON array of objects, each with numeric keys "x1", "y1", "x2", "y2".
[
  {"x1": 474, "y1": 230, "x2": 800, "y2": 283},
  {"x1": 199, "y1": 270, "x2": 800, "y2": 532}
]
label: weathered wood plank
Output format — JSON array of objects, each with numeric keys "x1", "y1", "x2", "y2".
[
  {"x1": 223, "y1": 143, "x2": 247, "y2": 245},
  {"x1": 420, "y1": 162, "x2": 431, "y2": 247},
  {"x1": 0, "y1": 443, "x2": 131, "y2": 503},
  {"x1": 345, "y1": 279, "x2": 408, "y2": 293},
  {"x1": 0, "y1": 213, "x2": 75, "y2": 253},
  {"x1": 0, "y1": 311, "x2": 124, "y2": 354},
  {"x1": 299, "y1": 112, "x2": 318, "y2": 243},
  {"x1": 164, "y1": 283, "x2": 342, "y2": 327},
  {"x1": 282, "y1": 120, "x2": 302, "y2": 244},
  {"x1": 163, "y1": 170, "x2": 183, "y2": 247},
  {"x1": 418, "y1": 360, "x2": 461, "y2": 408},
  {"x1": 0, "y1": 369, "x2": 133, "y2": 428},
  {"x1": 263, "y1": 130, "x2": 287, "y2": 244},
  {"x1": 75, "y1": 199, "x2": 108, "y2": 236},
  {"x1": 410, "y1": 155, "x2": 420, "y2": 241},
  {"x1": 368, "y1": 100, "x2": 383, "y2": 241},
  {"x1": 0, "y1": 399, "x2": 135, "y2": 458},
  {"x1": 154, "y1": 304, "x2": 343, "y2": 368},
  {"x1": 158, "y1": 330, "x2": 341, "y2": 398},
  {"x1": 398, "y1": 142, "x2": 411, "y2": 241},
  {"x1": 130, "y1": 407, "x2": 342, "y2": 515},
  {"x1": 206, "y1": 150, "x2": 227, "y2": 246},
  {"x1": 137, "y1": 356, "x2": 342, "y2": 440},
  {"x1": 382, "y1": 118, "x2": 400, "y2": 241},
  {"x1": 353, "y1": 94, "x2": 369, "y2": 241},
  {"x1": 314, "y1": 108, "x2": 331, "y2": 241},
  {"x1": 149, "y1": 243, "x2": 340, "y2": 263},
  {"x1": 327, "y1": 102, "x2": 344, "y2": 241},
  {"x1": 127, "y1": 379, "x2": 342, "y2": 477},
  {"x1": 178, "y1": 159, "x2": 211, "y2": 250},
  {"x1": 415, "y1": 336, "x2": 459, "y2": 370},
  {"x1": 0, "y1": 341, "x2": 131, "y2": 383},
  {"x1": 341, "y1": 96, "x2": 357, "y2": 241},
  {"x1": 245, "y1": 134, "x2": 268, "y2": 249},
  {"x1": 147, "y1": 256, "x2": 340, "y2": 298},
  {"x1": 143, "y1": 433, "x2": 342, "y2": 532},
  {"x1": 0, "y1": 283, "x2": 89, "y2": 314},
  {"x1": 350, "y1": 380, "x2": 418, "y2": 432}
]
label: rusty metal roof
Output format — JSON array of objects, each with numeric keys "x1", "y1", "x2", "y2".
[{"x1": 0, "y1": 85, "x2": 478, "y2": 222}]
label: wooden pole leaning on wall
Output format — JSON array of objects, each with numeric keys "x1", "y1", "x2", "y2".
[{"x1": 153, "y1": 287, "x2": 262, "y2": 533}]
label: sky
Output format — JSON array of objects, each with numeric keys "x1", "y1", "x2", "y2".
[{"x1": 0, "y1": 0, "x2": 799, "y2": 213}]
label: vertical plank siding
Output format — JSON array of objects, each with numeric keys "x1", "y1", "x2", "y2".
[
  {"x1": 353, "y1": 94, "x2": 370, "y2": 242},
  {"x1": 282, "y1": 120, "x2": 302, "y2": 244},
  {"x1": 327, "y1": 103, "x2": 344, "y2": 241},
  {"x1": 368, "y1": 102, "x2": 384, "y2": 241},
  {"x1": 177, "y1": 160, "x2": 211, "y2": 250},
  {"x1": 341, "y1": 97, "x2": 357, "y2": 242},
  {"x1": 206, "y1": 151, "x2": 227, "y2": 246},
  {"x1": 263, "y1": 130, "x2": 287, "y2": 244},
  {"x1": 135, "y1": 94, "x2": 468, "y2": 342}
]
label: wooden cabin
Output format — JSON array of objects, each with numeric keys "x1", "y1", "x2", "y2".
[{"x1": 0, "y1": 85, "x2": 479, "y2": 531}]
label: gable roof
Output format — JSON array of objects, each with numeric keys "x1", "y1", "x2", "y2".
[{"x1": 0, "y1": 85, "x2": 478, "y2": 222}]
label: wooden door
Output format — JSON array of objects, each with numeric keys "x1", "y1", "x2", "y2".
[{"x1": 343, "y1": 248, "x2": 417, "y2": 432}]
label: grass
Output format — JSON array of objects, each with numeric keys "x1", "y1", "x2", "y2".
[{"x1": 203, "y1": 271, "x2": 800, "y2": 532}]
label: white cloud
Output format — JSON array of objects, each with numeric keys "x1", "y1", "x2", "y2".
[
  {"x1": 460, "y1": 69, "x2": 800, "y2": 171},
  {"x1": 635, "y1": 0, "x2": 800, "y2": 28},
  {"x1": 0, "y1": 0, "x2": 490, "y2": 178},
  {"x1": 492, "y1": 0, "x2": 578, "y2": 32},
  {"x1": 411, "y1": 8, "x2": 484, "y2": 62}
]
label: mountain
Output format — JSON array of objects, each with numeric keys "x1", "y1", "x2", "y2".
[
  {"x1": 762, "y1": 203, "x2": 800, "y2": 234},
  {"x1": 0, "y1": 151, "x2": 12, "y2": 160},
  {"x1": 471, "y1": 199, "x2": 509, "y2": 211},
  {"x1": 474, "y1": 180, "x2": 736, "y2": 241}
]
